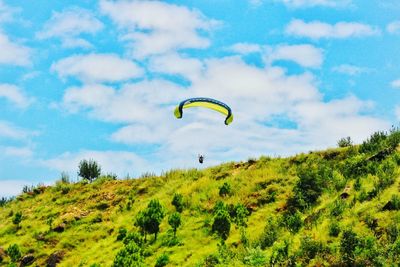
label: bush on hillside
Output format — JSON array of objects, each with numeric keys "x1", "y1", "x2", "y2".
[
  {"x1": 155, "y1": 253, "x2": 169, "y2": 267},
  {"x1": 112, "y1": 242, "x2": 145, "y2": 267},
  {"x1": 212, "y1": 202, "x2": 231, "y2": 240},
  {"x1": 299, "y1": 236, "x2": 325, "y2": 264},
  {"x1": 386, "y1": 222, "x2": 398, "y2": 244},
  {"x1": 171, "y1": 193, "x2": 184, "y2": 213},
  {"x1": 338, "y1": 136, "x2": 352, "y2": 147},
  {"x1": 340, "y1": 229, "x2": 358, "y2": 265},
  {"x1": 359, "y1": 131, "x2": 387, "y2": 154},
  {"x1": 12, "y1": 211, "x2": 22, "y2": 228},
  {"x1": 78, "y1": 159, "x2": 101, "y2": 183},
  {"x1": 242, "y1": 247, "x2": 268, "y2": 266},
  {"x1": 219, "y1": 182, "x2": 232, "y2": 197},
  {"x1": 7, "y1": 244, "x2": 21, "y2": 263},
  {"x1": 258, "y1": 217, "x2": 278, "y2": 249},
  {"x1": 282, "y1": 211, "x2": 303, "y2": 233}
]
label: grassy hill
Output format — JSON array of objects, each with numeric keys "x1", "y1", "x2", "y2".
[{"x1": 1, "y1": 130, "x2": 400, "y2": 267}]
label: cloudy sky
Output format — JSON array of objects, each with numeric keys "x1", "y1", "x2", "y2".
[{"x1": 0, "y1": 0, "x2": 399, "y2": 196}]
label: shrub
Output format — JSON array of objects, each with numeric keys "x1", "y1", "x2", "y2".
[
  {"x1": 386, "y1": 222, "x2": 399, "y2": 244},
  {"x1": 12, "y1": 211, "x2": 22, "y2": 228},
  {"x1": 390, "y1": 194, "x2": 400, "y2": 210},
  {"x1": 155, "y1": 253, "x2": 169, "y2": 267},
  {"x1": 328, "y1": 221, "x2": 340, "y2": 237},
  {"x1": 78, "y1": 159, "x2": 101, "y2": 183},
  {"x1": 330, "y1": 199, "x2": 346, "y2": 217},
  {"x1": 7, "y1": 244, "x2": 21, "y2": 263},
  {"x1": 60, "y1": 172, "x2": 70, "y2": 183},
  {"x1": 203, "y1": 254, "x2": 219, "y2": 267},
  {"x1": 259, "y1": 217, "x2": 278, "y2": 249},
  {"x1": 269, "y1": 240, "x2": 289, "y2": 265},
  {"x1": 282, "y1": 211, "x2": 303, "y2": 233},
  {"x1": 212, "y1": 202, "x2": 231, "y2": 240},
  {"x1": 289, "y1": 161, "x2": 331, "y2": 211},
  {"x1": 228, "y1": 203, "x2": 249, "y2": 227},
  {"x1": 359, "y1": 131, "x2": 387, "y2": 154},
  {"x1": 0, "y1": 197, "x2": 13, "y2": 207},
  {"x1": 340, "y1": 229, "x2": 358, "y2": 265},
  {"x1": 117, "y1": 228, "x2": 127, "y2": 241},
  {"x1": 356, "y1": 235, "x2": 384, "y2": 267},
  {"x1": 243, "y1": 247, "x2": 267, "y2": 266},
  {"x1": 123, "y1": 232, "x2": 143, "y2": 246},
  {"x1": 299, "y1": 236, "x2": 324, "y2": 263},
  {"x1": 338, "y1": 136, "x2": 352, "y2": 147},
  {"x1": 219, "y1": 182, "x2": 232, "y2": 197},
  {"x1": 171, "y1": 193, "x2": 184, "y2": 213},
  {"x1": 112, "y1": 242, "x2": 145, "y2": 267}
]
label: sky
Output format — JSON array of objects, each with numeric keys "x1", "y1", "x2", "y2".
[{"x1": 0, "y1": 0, "x2": 399, "y2": 197}]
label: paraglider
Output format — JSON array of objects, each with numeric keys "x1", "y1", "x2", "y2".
[
  {"x1": 174, "y1": 97, "x2": 233, "y2": 125},
  {"x1": 198, "y1": 154, "x2": 204, "y2": 164},
  {"x1": 174, "y1": 97, "x2": 233, "y2": 164}
]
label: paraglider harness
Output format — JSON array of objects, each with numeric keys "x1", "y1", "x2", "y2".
[{"x1": 198, "y1": 155, "x2": 204, "y2": 164}]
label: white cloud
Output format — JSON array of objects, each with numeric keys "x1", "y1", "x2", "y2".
[
  {"x1": 2, "y1": 146, "x2": 33, "y2": 158},
  {"x1": 100, "y1": 0, "x2": 219, "y2": 58},
  {"x1": 387, "y1": 21, "x2": 400, "y2": 34},
  {"x1": 41, "y1": 150, "x2": 151, "y2": 177},
  {"x1": 63, "y1": 80, "x2": 182, "y2": 125},
  {"x1": 37, "y1": 7, "x2": 103, "y2": 49},
  {"x1": 149, "y1": 53, "x2": 204, "y2": 82},
  {"x1": 0, "y1": 32, "x2": 31, "y2": 66},
  {"x1": 0, "y1": 121, "x2": 31, "y2": 140},
  {"x1": 391, "y1": 79, "x2": 400, "y2": 89},
  {"x1": 277, "y1": 0, "x2": 351, "y2": 8},
  {"x1": 266, "y1": 44, "x2": 324, "y2": 68},
  {"x1": 0, "y1": 0, "x2": 18, "y2": 24},
  {"x1": 0, "y1": 84, "x2": 32, "y2": 108},
  {"x1": 228, "y1": 43, "x2": 262, "y2": 54},
  {"x1": 51, "y1": 54, "x2": 144, "y2": 83},
  {"x1": 332, "y1": 64, "x2": 370, "y2": 76},
  {"x1": 286, "y1": 19, "x2": 380, "y2": 39}
]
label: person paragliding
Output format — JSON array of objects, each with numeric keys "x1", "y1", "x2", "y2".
[
  {"x1": 174, "y1": 97, "x2": 233, "y2": 164},
  {"x1": 198, "y1": 154, "x2": 204, "y2": 164}
]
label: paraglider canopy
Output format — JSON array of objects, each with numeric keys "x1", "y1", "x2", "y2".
[{"x1": 174, "y1": 97, "x2": 233, "y2": 125}]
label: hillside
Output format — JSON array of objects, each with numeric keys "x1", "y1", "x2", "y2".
[{"x1": 1, "y1": 130, "x2": 400, "y2": 267}]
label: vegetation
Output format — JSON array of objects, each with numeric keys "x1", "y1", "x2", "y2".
[
  {"x1": 0, "y1": 128, "x2": 399, "y2": 266},
  {"x1": 78, "y1": 159, "x2": 101, "y2": 183}
]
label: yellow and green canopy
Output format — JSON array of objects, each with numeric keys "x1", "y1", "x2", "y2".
[{"x1": 174, "y1": 97, "x2": 233, "y2": 125}]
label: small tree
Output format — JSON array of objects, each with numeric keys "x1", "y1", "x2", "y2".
[
  {"x1": 7, "y1": 244, "x2": 21, "y2": 263},
  {"x1": 135, "y1": 199, "x2": 165, "y2": 242},
  {"x1": 171, "y1": 193, "x2": 184, "y2": 213},
  {"x1": 155, "y1": 253, "x2": 169, "y2": 267},
  {"x1": 340, "y1": 229, "x2": 358, "y2": 265},
  {"x1": 338, "y1": 137, "x2": 353, "y2": 147},
  {"x1": 12, "y1": 211, "x2": 22, "y2": 229},
  {"x1": 212, "y1": 202, "x2": 231, "y2": 240},
  {"x1": 78, "y1": 159, "x2": 101, "y2": 183},
  {"x1": 219, "y1": 182, "x2": 231, "y2": 197},
  {"x1": 168, "y1": 212, "x2": 182, "y2": 238},
  {"x1": 112, "y1": 242, "x2": 145, "y2": 267}
]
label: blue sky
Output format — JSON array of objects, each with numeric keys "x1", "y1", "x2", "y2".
[{"x1": 0, "y1": 0, "x2": 399, "y2": 196}]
